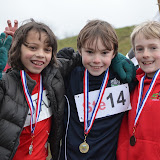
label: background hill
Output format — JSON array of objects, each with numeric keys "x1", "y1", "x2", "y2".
[{"x1": 57, "y1": 25, "x2": 135, "y2": 55}]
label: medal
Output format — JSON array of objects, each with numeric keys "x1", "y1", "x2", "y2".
[
  {"x1": 29, "y1": 144, "x2": 33, "y2": 155},
  {"x1": 130, "y1": 135, "x2": 136, "y2": 146},
  {"x1": 79, "y1": 134, "x2": 89, "y2": 153},
  {"x1": 80, "y1": 69, "x2": 109, "y2": 153},
  {"x1": 79, "y1": 141, "x2": 89, "y2": 153},
  {"x1": 29, "y1": 135, "x2": 34, "y2": 155},
  {"x1": 20, "y1": 70, "x2": 43, "y2": 155}
]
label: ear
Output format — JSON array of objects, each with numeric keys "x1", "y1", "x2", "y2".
[
  {"x1": 78, "y1": 49, "x2": 82, "y2": 56},
  {"x1": 112, "y1": 53, "x2": 115, "y2": 59}
]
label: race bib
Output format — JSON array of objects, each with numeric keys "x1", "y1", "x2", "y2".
[
  {"x1": 74, "y1": 84, "x2": 131, "y2": 122},
  {"x1": 24, "y1": 90, "x2": 52, "y2": 127}
]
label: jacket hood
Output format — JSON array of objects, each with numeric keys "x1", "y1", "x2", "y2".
[{"x1": 136, "y1": 68, "x2": 160, "y2": 85}]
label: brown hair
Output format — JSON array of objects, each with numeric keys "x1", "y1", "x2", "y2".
[
  {"x1": 77, "y1": 19, "x2": 118, "y2": 55},
  {"x1": 8, "y1": 18, "x2": 57, "y2": 70},
  {"x1": 131, "y1": 21, "x2": 160, "y2": 51}
]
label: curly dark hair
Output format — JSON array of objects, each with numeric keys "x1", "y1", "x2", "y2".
[{"x1": 8, "y1": 18, "x2": 57, "y2": 70}]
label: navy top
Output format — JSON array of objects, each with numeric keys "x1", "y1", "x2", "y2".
[{"x1": 60, "y1": 66, "x2": 134, "y2": 160}]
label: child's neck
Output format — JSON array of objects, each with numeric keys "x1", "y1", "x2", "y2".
[
  {"x1": 146, "y1": 75, "x2": 152, "y2": 79},
  {"x1": 26, "y1": 72, "x2": 40, "y2": 82}
]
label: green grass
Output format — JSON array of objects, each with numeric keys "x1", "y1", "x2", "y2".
[
  {"x1": 58, "y1": 35, "x2": 77, "y2": 51},
  {"x1": 116, "y1": 26, "x2": 135, "y2": 55},
  {"x1": 57, "y1": 25, "x2": 136, "y2": 56}
]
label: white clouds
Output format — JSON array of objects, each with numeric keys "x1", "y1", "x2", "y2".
[{"x1": 0, "y1": 0, "x2": 158, "y2": 39}]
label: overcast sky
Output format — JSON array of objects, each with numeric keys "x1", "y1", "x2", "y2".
[{"x1": 0, "y1": 0, "x2": 158, "y2": 39}]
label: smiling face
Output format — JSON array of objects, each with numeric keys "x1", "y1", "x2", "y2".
[
  {"x1": 134, "y1": 34, "x2": 160, "y2": 78},
  {"x1": 20, "y1": 30, "x2": 52, "y2": 74},
  {"x1": 79, "y1": 38, "x2": 115, "y2": 76}
]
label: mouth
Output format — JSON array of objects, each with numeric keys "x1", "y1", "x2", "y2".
[
  {"x1": 91, "y1": 66, "x2": 102, "y2": 69},
  {"x1": 142, "y1": 61, "x2": 154, "y2": 65},
  {"x1": 31, "y1": 60, "x2": 44, "y2": 66}
]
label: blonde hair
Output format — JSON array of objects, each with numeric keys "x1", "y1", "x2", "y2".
[
  {"x1": 131, "y1": 21, "x2": 160, "y2": 50},
  {"x1": 77, "y1": 19, "x2": 118, "y2": 55}
]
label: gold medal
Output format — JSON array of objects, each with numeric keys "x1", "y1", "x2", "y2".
[
  {"x1": 79, "y1": 141, "x2": 89, "y2": 153},
  {"x1": 79, "y1": 134, "x2": 89, "y2": 153}
]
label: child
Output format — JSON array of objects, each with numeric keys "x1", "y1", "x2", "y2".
[
  {"x1": 59, "y1": 19, "x2": 135, "y2": 160},
  {"x1": 117, "y1": 21, "x2": 160, "y2": 160},
  {"x1": 0, "y1": 19, "x2": 79, "y2": 160}
]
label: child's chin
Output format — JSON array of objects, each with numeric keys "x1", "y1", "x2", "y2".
[{"x1": 89, "y1": 71, "x2": 104, "y2": 76}]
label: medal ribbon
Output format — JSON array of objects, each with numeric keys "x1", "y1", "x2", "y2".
[
  {"x1": 134, "y1": 69, "x2": 160, "y2": 126},
  {"x1": 20, "y1": 70, "x2": 43, "y2": 134},
  {"x1": 83, "y1": 69, "x2": 109, "y2": 134}
]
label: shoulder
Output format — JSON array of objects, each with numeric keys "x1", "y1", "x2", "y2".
[
  {"x1": 2, "y1": 69, "x2": 19, "y2": 83},
  {"x1": 68, "y1": 66, "x2": 84, "y2": 82},
  {"x1": 42, "y1": 65, "x2": 62, "y2": 81}
]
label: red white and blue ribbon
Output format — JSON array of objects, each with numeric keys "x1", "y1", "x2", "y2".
[
  {"x1": 20, "y1": 70, "x2": 43, "y2": 134},
  {"x1": 134, "y1": 69, "x2": 160, "y2": 126},
  {"x1": 83, "y1": 69, "x2": 109, "y2": 134}
]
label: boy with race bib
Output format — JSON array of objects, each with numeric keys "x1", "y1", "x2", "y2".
[
  {"x1": 117, "y1": 21, "x2": 160, "y2": 160},
  {"x1": 59, "y1": 19, "x2": 136, "y2": 160}
]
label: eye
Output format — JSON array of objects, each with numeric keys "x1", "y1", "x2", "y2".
[
  {"x1": 86, "y1": 50, "x2": 93, "y2": 54},
  {"x1": 29, "y1": 46, "x2": 37, "y2": 50},
  {"x1": 45, "y1": 47, "x2": 52, "y2": 53},
  {"x1": 151, "y1": 46, "x2": 157, "y2": 50},
  {"x1": 136, "y1": 47, "x2": 143, "y2": 52},
  {"x1": 102, "y1": 51, "x2": 109, "y2": 55},
  {"x1": 24, "y1": 43, "x2": 37, "y2": 51}
]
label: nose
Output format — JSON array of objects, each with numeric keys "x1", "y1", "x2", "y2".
[
  {"x1": 36, "y1": 49, "x2": 45, "y2": 58},
  {"x1": 143, "y1": 49, "x2": 150, "y2": 58},
  {"x1": 93, "y1": 54, "x2": 101, "y2": 63}
]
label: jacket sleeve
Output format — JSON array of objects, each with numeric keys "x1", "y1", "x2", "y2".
[
  {"x1": 49, "y1": 116, "x2": 62, "y2": 160},
  {"x1": 47, "y1": 70, "x2": 65, "y2": 160},
  {"x1": 57, "y1": 51, "x2": 82, "y2": 78}
]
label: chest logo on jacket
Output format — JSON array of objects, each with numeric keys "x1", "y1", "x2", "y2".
[
  {"x1": 151, "y1": 91, "x2": 160, "y2": 101},
  {"x1": 110, "y1": 78, "x2": 120, "y2": 87}
]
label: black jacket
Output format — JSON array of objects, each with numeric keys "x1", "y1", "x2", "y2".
[
  {"x1": 0, "y1": 54, "x2": 81, "y2": 160},
  {"x1": 60, "y1": 66, "x2": 135, "y2": 160}
]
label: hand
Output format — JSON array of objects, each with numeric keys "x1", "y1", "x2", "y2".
[
  {"x1": 0, "y1": 33, "x2": 12, "y2": 78},
  {"x1": 57, "y1": 47, "x2": 75, "y2": 59},
  {"x1": 111, "y1": 53, "x2": 136, "y2": 83},
  {"x1": 4, "y1": 20, "x2": 18, "y2": 37}
]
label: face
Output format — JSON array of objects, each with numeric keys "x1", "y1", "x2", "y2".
[
  {"x1": 79, "y1": 38, "x2": 115, "y2": 76},
  {"x1": 134, "y1": 34, "x2": 160, "y2": 78},
  {"x1": 21, "y1": 30, "x2": 52, "y2": 74}
]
